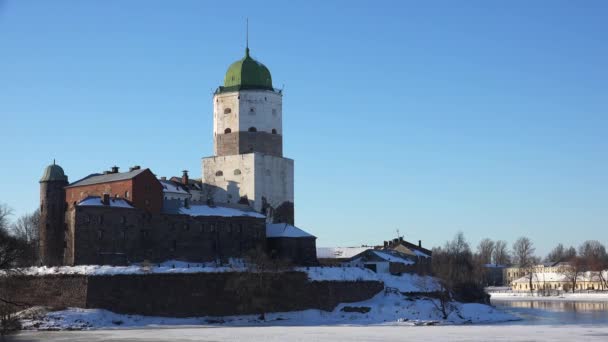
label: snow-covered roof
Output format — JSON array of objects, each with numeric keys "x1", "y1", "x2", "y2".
[
  {"x1": 266, "y1": 223, "x2": 315, "y2": 238},
  {"x1": 169, "y1": 205, "x2": 265, "y2": 218},
  {"x1": 317, "y1": 247, "x2": 372, "y2": 259},
  {"x1": 77, "y1": 197, "x2": 134, "y2": 209},
  {"x1": 160, "y1": 180, "x2": 190, "y2": 195},
  {"x1": 347, "y1": 250, "x2": 415, "y2": 265}
]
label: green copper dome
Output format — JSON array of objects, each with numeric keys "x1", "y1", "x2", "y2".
[
  {"x1": 221, "y1": 48, "x2": 273, "y2": 92},
  {"x1": 40, "y1": 162, "x2": 68, "y2": 183}
]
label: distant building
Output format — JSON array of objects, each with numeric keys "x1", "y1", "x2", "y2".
[
  {"x1": 317, "y1": 237, "x2": 432, "y2": 274},
  {"x1": 511, "y1": 271, "x2": 607, "y2": 292},
  {"x1": 343, "y1": 249, "x2": 424, "y2": 275},
  {"x1": 503, "y1": 262, "x2": 571, "y2": 286}
]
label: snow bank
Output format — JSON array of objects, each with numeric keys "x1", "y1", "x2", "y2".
[
  {"x1": 296, "y1": 267, "x2": 441, "y2": 293},
  {"x1": 19, "y1": 291, "x2": 517, "y2": 331},
  {"x1": 1, "y1": 260, "x2": 248, "y2": 276}
]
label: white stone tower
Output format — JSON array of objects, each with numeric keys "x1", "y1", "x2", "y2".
[{"x1": 202, "y1": 47, "x2": 294, "y2": 224}]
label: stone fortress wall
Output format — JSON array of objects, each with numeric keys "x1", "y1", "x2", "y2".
[{"x1": 2, "y1": 273, "x2": 383, "y2": 317}]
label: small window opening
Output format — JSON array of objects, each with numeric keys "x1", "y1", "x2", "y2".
[
  {"x1": 271, "y1": 129, "x2": 277, "y2": 134},
  {"x1": 215, "y1": 170, "x2": 223, "y2": 177},
  {"x1": 234, "y1": 169, "x2": 242, "y2": 175},
  {"x1": 224, "y1": 128, "x2": 232, "y2": 134},
  {"x1": 224, "y1": 108, "x2": 232, "y2": 114},
  {"x1": 248, "y1": 127, "x2": 257, "y2": 132}
]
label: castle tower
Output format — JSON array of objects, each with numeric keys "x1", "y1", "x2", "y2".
[
  {"x1": 202, "y1": 47, "x2": 294, "y2": 224},
  {"x1": 39, "y1": 161, "x2": 68, "y2": 266}
]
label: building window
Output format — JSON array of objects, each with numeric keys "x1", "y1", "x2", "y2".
[
  {"x1": 224, "y1": 128, "x2": 231, "y2": 134},
  {"x1": 99, "y1": 215, "x2": 104, "y2": 224},
  {"x1": 200, "y1": 224, "x2": 205, "y2": 233},
  {"x1": 249, "y1": 107, "x2": 255, "y2": 114},
  {"x1": 210, "y1": 224, "x2": 216, "y2": 232},
  {"x1": 215, "y1": 170, "x2": 223, "y2": 177},
  {"x1": 234, "y1": 169, "x2": 241, "y2": 175},
  {"x1": 121, "y1": 216, "x2": 127, "y2": 224},
  {"x1": 125, "y1": 191, "x2": 129, "y2": 199},
  {"x1": 97, "y1": 230, "x2": 104, "y2": 240},
  {"x1": 224, "y1": 108, "x2": 231, "y2": 114},
  {"x1": 183, "y1": 223, "x2": 189, "y2": 231},
  {"x1": 121, "y1": 230, "x2": 126, "y2": 240},
  {"x1": 271, "y1": 128, "x2": 277, "y2": 134},
  {"x1": 248, "y1": 127, "x2": 257, "y2": 132}
]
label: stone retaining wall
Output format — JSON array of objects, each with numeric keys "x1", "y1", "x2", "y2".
[{"x1": 2, "y1": 272, "x2": 383, "y2": 317}]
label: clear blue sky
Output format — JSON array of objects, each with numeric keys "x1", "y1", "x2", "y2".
[{"x1": 1, "y1": 0, "x2": 606, "y2": 257}]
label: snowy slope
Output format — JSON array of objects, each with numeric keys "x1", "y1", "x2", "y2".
[{"x1": 18, "y1": 291, "x2": 516, "y2": 331}]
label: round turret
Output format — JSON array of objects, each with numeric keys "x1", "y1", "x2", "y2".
[
  {"x1": 39, "y1": 161, "x2": 68, "y2": 266},
  {"x1": 40, "y1": 162, "x2": 68, "y2": 183}
]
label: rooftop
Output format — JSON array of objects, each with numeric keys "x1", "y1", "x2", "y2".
[{"x1": 67, "y1": 168, "x2": 147, "y2": 188}]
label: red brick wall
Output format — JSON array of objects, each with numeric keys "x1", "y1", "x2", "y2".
[
  {"x1": 131, "y1": 170, "x2": 163, "y2": 213},
  {"x1": 66, "y1": 179, "x2": 134, "y2": 208},
  {"x1": 65, "y1": 169, "x2": 163, "y2": 214}
]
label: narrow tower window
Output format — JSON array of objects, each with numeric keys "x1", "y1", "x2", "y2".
[
  {"x1": 224, "y1": 108, "x2": 232, "y2": 114},
  {"x1": 249, "y1": 107, "x2": 255, "y2": 114},
  {"x1": 224, "y1": 128, "x2": 232, "y2": 134},
  {"x1": 248, "y1": 127, "x2": 257, "y2": 132}
]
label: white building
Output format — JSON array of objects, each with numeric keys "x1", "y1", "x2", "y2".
[{"x1": 202, "y1": 47, "x2": 294, "y2": 224}]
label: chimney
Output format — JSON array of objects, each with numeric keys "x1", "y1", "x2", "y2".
[
  {"x1": 383, "y1": 241, "x2": 388, "y2": 248},
  {"x1": 418, "y1": 240, "x2": 422, "y2": 248},
  {"x1": 129, "y1": 165, "x2": 141, "y2": 172},
  {"x1": 399, "y1": 236, "x2": 404, "y2": 243},
  {"x1": 161, "y1": 176, "x2": 167, "y2": 181},
  {"x1": 102, "y1": 194, "x2": 110, "y2": 205},
  {"x1": 110, "y1": 166, "x2": 119, "y2": 174},
  {"x1": 182, "y1": 170, "x2": 189, "y2": 185}
]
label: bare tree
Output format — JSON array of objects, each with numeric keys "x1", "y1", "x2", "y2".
[
  {"x1": 578, "y1": 241, "x2": 608, "y2": 291},
  {"x1": 512, "y1": 237, "x2": 537, "y2": 293},
  {"x1": 476, "y1": 238, "x2": 494, "y2": 265},
  {"x1": 560, "y1": 257, "x2": 586, "y2": 293},
  {"x1": 10, "y1": 210, "x2": 39, "y2": 266},
  {"x1": 0, "y1": 205, "x2": 11, "y2": 233},
  {"x1": 492, "y1": 240, "x2": 510, "y2": 266}
]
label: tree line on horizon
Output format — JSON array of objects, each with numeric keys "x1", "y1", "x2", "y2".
[{"x1": 431, "y1": 232, "x2": 608, "y2": 296}]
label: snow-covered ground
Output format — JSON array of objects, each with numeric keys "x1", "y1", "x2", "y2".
[
  {"x1": 490, "y1": 292, "x2": 608, "y2": 302},
  {"x1": 17, "y1": 291, "x2": 515, "y2": 331},
  {"x1": 12, "y1": 325, "x2": 608, "y2": 342}
]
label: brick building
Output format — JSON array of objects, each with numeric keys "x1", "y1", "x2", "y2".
[{"x1": 39, "y1": 164, "x2": 317, "y2": 266}]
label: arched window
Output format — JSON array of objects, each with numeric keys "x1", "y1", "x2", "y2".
[
  {"x1": 248, "y1": 127, "x2": 257, "y2": 132},
  {"x1": 224, "y1": 108, "x2": 232, "y2": 114},
  {"x1": 271, "y1": 129, "x2": 277, "y2": 134},
  {"x1": 224, "y1": 128, "x2": 232, "y2": 134},
  {"x1": 234, "y1": 169, "x2": 242, "y2": 175},
  {"x1": 215, "y1": 170, "x2": 223, "y2": 177}
]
